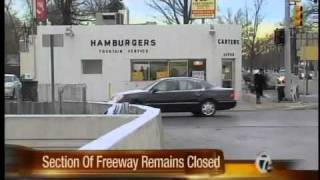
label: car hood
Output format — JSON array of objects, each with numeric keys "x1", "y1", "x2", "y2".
[{"x1": 115, "y1": 89, "x2": 147, "y2": 96}]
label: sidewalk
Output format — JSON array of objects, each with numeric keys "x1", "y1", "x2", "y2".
[{"x1": 231, "y1": 90, "x2": 318, "y2": 111}]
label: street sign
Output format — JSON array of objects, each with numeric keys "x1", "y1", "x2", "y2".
[
  {"x1": 42, "y1": 34, "x2": 64, "y2": 47},
  {"x1": 191, "y1": 0, "x2": 216, "y2": 19}
]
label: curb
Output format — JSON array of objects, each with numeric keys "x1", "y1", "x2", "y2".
[
  {"x1": 228, "y1": 103, "x2": 318, "y2": 112},
  {"x1": 284, "y1": 104, "x2": 318, "y2": 110}
]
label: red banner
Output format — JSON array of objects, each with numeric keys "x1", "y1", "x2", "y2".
[{"x1": 36, "y1": 0, "x2": 48, "y2": 21}]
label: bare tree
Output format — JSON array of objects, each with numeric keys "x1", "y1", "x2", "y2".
[
  {"x1": 5, "y1": 0, "x2": 19, "y2": 46},
  {"x1": 216, "y1": 1, "x2": 265, "y2": 72},
  {"x1": 39, "y1": 0, "x2": 125, "y2": 25},
  {"x1": 242, "y1": 0, "x2": 265, "y2": 74},
  {"x1": 146, "y1": 0, "x2": 192, "y2": 24},
  {"x1": 5, "y1": 0, "x2": 23, "y2": 58}
]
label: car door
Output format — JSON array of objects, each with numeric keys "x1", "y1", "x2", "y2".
[
  {"x1": 144, "y1": 79, "x2": 180, "y2": 112},
  {"x1": 177, "y1": 79, "x2": 204, "y2": 111}
]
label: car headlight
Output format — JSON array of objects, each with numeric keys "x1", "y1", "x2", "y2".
[{"x1": 112, "y1": 94, "x2": 124, "y2": 103}]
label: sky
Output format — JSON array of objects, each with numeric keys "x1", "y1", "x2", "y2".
[
  {"x1": 10, "y1": 0, "x2": 310, "y2": 38},
  {"x1": 123, "y1": 0, "x2": 285, "y2": 24},
  {"x1": 122, "y1": 0, "x2": 286, "y2": 37}
]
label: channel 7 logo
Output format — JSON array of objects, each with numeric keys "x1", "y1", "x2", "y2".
[{"x1": 255, "y1": 152, "x2": 272, "y2": 173}]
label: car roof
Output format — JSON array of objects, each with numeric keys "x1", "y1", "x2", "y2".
[{"x1": 158, "y1": 77, "x2": 204, "y2": 81}]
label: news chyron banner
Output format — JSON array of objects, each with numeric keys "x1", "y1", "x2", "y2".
[
  {"x1": 5, "y1": 145, "x2": 318, "y2": 179},
  {"x1": 6, "y1": 146, "x2": 224, "y2": 178}
]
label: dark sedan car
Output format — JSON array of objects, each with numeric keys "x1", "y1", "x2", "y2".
[{"x1": 111, "y1": 77, "x2": 236, "y2": 116}]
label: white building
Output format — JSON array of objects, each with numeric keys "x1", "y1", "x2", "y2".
[{"x1": 20, "y1": 24, "x2": 242, "y2": 101}]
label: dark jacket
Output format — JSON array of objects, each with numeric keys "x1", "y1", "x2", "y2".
[{"x1": 254, "y1": 73, "x2": 265, "y2": 90}]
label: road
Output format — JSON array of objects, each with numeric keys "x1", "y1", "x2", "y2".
[{"x1": 162, "y1": 110, "x2": 318, "y2": 170}]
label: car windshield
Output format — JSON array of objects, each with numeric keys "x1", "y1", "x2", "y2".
[
  {"x1": 142, "y1": 80, "x2": 160, "y2": 90},
  {"x1": 5, "y1": 76, "x2": 13, "y2": 82}
]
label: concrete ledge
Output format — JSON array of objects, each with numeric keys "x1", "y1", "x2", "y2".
[
  {"x1": 5, "y1": 114, "x2": 135, "y2": 150},
  {"x1": 79, "y1": 105, "x2": 162, "y2": 150},
  {"x1": 5, "y1": 102, "x2": 163, "y2": 150}
]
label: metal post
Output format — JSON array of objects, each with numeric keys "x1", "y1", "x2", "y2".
[
  {"x1": 108, "y1": 82, "x2": 111, "y2": 100},
  {"x1": 82, "y1": 86, "x2": 87, "y2": 114},
  {"x1": 58, "y1": 87, "x2": 63, "y2": 114},
  {"x1": 305, "y1": 61, "x2": 309, "y2": 95},
  {"x1": 50, "y1": 35, "x2": 55, "y2": 103},
  {"x1": 184, "y1": 0, "x2": 188, "y2": 24},
  {"x1": 291, "y1": 28, "x2": 297, "y2": 75},
  {"x1": 305, "y1": 32, "x2": 309, "y2": 95},
  {"x1": 32, "y1": 0, "x2": 37, "y2": 79},
  {"x1": 284, "y1": 0, "x2": 292, "y2": 99}
]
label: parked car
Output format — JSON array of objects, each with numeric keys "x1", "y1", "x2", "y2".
[
  {"x1": 5, "y1": 74, "x2": 22, "y2": 99},
  {"x1": 111, "y1": 77, "x2": 236, "y2": 117},
  {"x1": 264, "y1": 72, "x2": 279, "y2": 89}
]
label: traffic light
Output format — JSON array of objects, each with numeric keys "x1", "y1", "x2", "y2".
[
  {"x1": 295, "y1": 5, "x2": 303, "y2": 27},
  {"x1": 274, "y1": 28, "x2": 285, "y2": 45}
]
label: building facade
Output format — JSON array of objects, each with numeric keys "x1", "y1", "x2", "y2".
[{"x1": 21, "y1": 24, "x2": 242, "y2": 101}]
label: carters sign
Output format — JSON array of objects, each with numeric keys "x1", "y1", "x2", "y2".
[
  {"x1": 90, "y1": 39, "x2": 156, "y2": 54},
  {"x1": 217, "y1": 39, "x2": 240, "y2": 45}
]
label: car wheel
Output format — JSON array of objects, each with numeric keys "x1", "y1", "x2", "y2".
[{"x1": 200, "y1": 100, "x2": 216, "y2": 117}]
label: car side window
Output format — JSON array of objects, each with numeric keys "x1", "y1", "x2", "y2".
[
  {"x1": 187, "y1": 80, "x2": 202, "y2": 90},
  {"x1": 178, "y1": 80, "x2": 188, "y2": 90},
  {"x1": 153, "y1": 80, "x2": 178, "y2": 92}
]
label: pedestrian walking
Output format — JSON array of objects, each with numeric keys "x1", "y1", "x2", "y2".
[
  {"x1": 276, "y1": 76, "x2": 286, "y2": 102},
  {"x1": 254, "y1": 69, "x2": 265, "y2": 104}
]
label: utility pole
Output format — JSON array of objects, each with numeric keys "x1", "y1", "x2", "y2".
[
  {"x1": 50, "y1": 35, "x2": 55, "y2": 103},
  {"x1": 32, "y1": 0, "x2": 37, "y2": 80},
  {"x1": 284, "y1": 0, "x2": 292, "y2": 99}
]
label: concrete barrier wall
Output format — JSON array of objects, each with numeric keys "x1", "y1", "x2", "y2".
[
  {"x1": 38, "y1": 84, "x2": 86, "y2": 102},
  {"x1": 5, "y1": 101, "x2": 144, "y2": 115},
  {"x1": 5, "y1": 114, "x2": 137, "y2": 150},
  {"x1": 80, "y1": 105, "x2": 162, "y2": 150},
  {"x1": 5, "y1": 102, "x2": 163, "y2": 150},
  {"x1": 110, "y1": 112, "x2": 163, "y2": 150}
]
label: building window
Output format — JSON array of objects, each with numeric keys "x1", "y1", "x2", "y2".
[
  {"x1": 150, "y1": 61, "x2": 168, "y2": 80},
  {"x1": 82, "y1": 59, "x2": 102, "y2": 74},
  {"x1": 131, "y1": 61, "x2": 150, "y2": 81},
  {"x1": 131, "y1": 59, "x2": 206, "y2": 81},
  {"x1": 169, "y1": 61, "x2": 188, "y2": 77},
  {"x1": 188, "y1": 60, "x2": 206, "y2": 80}
]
